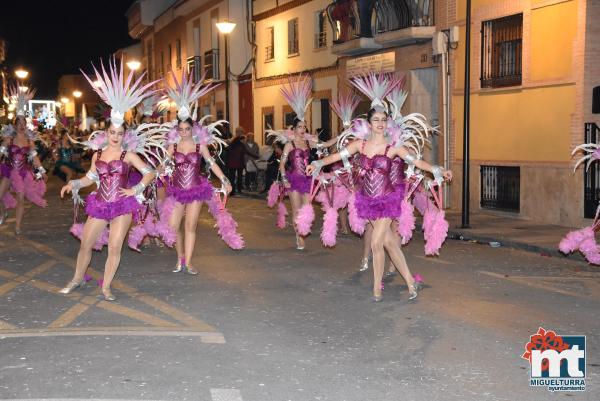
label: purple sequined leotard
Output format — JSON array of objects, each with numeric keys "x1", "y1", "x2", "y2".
[
  {"x1": 85, "y1": 150, "x2": 140, "y2": 220},
  {"x1": 286, "y1": 141, "x2": 311, "y2": 194},
  {"x1": 354, "y1": 142, "x2": 405, "y2": 220},
  {"x1": 166, "y1": 143, "x2": 213, "y2": 204},
  {"x1": 3, "y1": 139, "x2": 47, "y2": 207}
]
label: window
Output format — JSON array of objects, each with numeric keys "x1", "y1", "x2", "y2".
[
  {"x1": 262, "y1": 107, "x2": 274, "y2": 144},
  {"x1": 167, "y1": 44, "x2": 172, "y2": 71},
  {"x1": 284, "y1": 111, "x2": 296, "y2": 128},
  {"x1": 480, "y1": 166, "x2": 520, "y2": 212},
  {"x1": 481, "y1": 13, "x2": 523, "y2": 88},
  {"x1": 176, "y1": 39, "x2": 182, "y2": 69},
  {"x1": 314, "y1": 10, "x2": 327, "y2": 49},
  {"x1": 265, "y1": 27, "x2": 274, "y2": 61},
  {"x1": 187, "y1": 56, "x2": 201, "y2": 83},
  {"x1": 204, "y1": 49, "x2": 219, "y2": 81},
  {"x1": 288, "y1": 18, "x2": 299, "y2": 56}
]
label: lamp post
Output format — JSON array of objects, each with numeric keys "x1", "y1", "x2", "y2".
[
  {"x1": 126, "y1": 60, "x2": 142, "y2": 123},
  {"x1": 216, "y1": 21, "x2": 236, "y2": 135},
  {"x1": 73, "y1": 90, "x2": 82, "y2": 127},
  {"x1": 461, "y1": 0, "x2": 471, "y2": 228}
]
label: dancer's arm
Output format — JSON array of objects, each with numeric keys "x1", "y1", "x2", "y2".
[
  {"x1": 120, "y1": 152, "x2": 157, "y2": 197},
  {"x1": 306, "y1": 139, "x2": 362, "y2": 175},
  {"x1": 279, "y1": 143, "x2": 293, "y2": 188},
  {"x1": 391, "y1": 146, "x2": 453, "y2": 182},
  {"x1": 28, "y1": 140, "x2": 47, "y2": 180},
  {"x1": 0, "y1": 137, "x2": 9, "y2": 161},
  {"x1": 60, "y1": 153, "x2": 99, "y2": 198},
  {"x1": 200, "y1": 144, "x2": 232, "y2": 194}
]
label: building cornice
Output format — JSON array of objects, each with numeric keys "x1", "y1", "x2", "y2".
[{"x1": 253, "y1": 0, "x2": 314, "y2": 22}]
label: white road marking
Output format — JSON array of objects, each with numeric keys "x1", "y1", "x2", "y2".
[
  {"x1": 0, "y1": 329, "x2": 225, "y2": 343},
  {"x1": 211, "y1": 388, "x2": 244, "y2": 401}
]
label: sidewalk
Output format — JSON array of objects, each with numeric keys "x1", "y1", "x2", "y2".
[{"x1": 444, "y1": 210, "x2": 586, "y2": 262}]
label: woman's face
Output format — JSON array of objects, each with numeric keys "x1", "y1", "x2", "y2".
[
  {"x1": 107, "y1": 124, "x2": 125, "y2": 147},
  {"x1": 15, "y1": 117, "x2": 26, "y2": 134},
  {"x1": 178, "y1": 121, "x2": 193, "y2": 138},
  {"x1": 368, "y1": 112, "x2": 388, "y2": 135},
  {"x1": 294, "y1": 121, "x2": 307, "y2": 136}
]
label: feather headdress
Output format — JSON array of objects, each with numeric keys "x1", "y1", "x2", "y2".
[
  {"x1": 350, "y1": 72, "x2": 400, "y2": 112},
  {"x1": 8, "y1": 82, "x2": 36, "y2": 117},
  {"x1": 386, "y1": 76, "x2": 408, "y2": 121},
  {"x1": 280, "y1": 74, "x2": 312, "y2": 122},
  {"x1": 166, "y1": 69, "x2": 219, "y2": 121},
  {"x1": 81, "y1": 57, "x2": 159, "y2": 127},
  {"x1": 137, "y1": 94, "x2": 168, "y2": 118},
  {"x1": 330, "y1": 90, "x2": 360, "y2": 129}
]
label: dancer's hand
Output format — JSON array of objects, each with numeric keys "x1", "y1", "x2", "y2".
[
  {"x1": 42, "y1": 173, "x2": 48, "y2": 182},
  {"x1": 443, "y1": 170, "x2": 453, "y2": 182},
  {"x1": 223, "y1": 181, "x2": 232, "y2": 195},
  {"x1": 306, "y1": 165, "x2": 315, "y2": 176},
  {"x1": 60, "y1": 183, "x2": 72, "y2": 198},
  {"x1": 120, "y1": 188, "x2": 136, "y2": 197}
]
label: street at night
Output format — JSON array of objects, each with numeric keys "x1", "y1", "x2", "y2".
[{"x1": 0, "y1": 178, "x2": 597, "y2": 400}]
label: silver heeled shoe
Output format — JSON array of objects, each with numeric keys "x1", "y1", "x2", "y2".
[
  {"x1": 101, "y1": 287, "x2": 116, "y2": 301},
  {"x1": 296, "y1": 236, "x2": 305, "y2": 250},
  {"x1": 0, "y1": 208, "x2": 7, "y2": 225},
  {"x1": 59, "y1": 279, "x2": 86, "y2": 294},
  {"x1": 408, "y1": 281, "x2": 422, "y2": 300},
  {"x1": 173, "y1": 259, "x2": 184, "y2": 273},
  {"x1": 359, "y1": 257, "x2": 370, "y2": 272},
  {"x1": 185, "y1": 265, "x2": 198, "y2": 275}
]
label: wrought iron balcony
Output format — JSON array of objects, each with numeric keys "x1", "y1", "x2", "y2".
[
  {"x1": 326, "y1": 0, "x2": 435, "y2": 55},
  {"x1": 314, "y1": 31, "x2": 327, "y2": 49}
]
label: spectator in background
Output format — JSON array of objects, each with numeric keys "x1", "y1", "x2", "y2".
[
  {"x1": 263, "y1": 142, "x2": 284, "y2": 193},
  {"x1": 244, "y1": 133, "x2": 260, "y2": 191},
  {"x1": 226, "y1": 126, "x2": 247, "y2": 196}
]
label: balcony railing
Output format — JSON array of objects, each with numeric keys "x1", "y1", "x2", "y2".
[
  {"x1": 288, "y1": 40, "x2": 299, "y2": 55},
  {"x1": 314, "y1": 31, "x2": 327, "y2": 49},
  {"x1": 204, "y1": 49, "x2": 219, "y2": 81},
  {"x1": 326, "y1": 0, "x2": 434, "y2": 45},
  {"x1": 265, "y1": 45, "x2": 274, "y2": 61}
]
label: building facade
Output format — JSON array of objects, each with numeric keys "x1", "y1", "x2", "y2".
[{"x1": 126, "y1": 0, "x2": 254, "y2": 135}]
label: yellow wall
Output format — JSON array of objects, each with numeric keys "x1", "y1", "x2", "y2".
[
  {"x1": 530, "y1": 1, "x2": 577, "y2": 81},
  {"x1": 452, "y1": 84, "x2": 575, "y2": 162}
]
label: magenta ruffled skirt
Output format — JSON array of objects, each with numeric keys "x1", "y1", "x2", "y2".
[
  {"x1": 166, "y1": 176, "x2": 214, "y2": 204},
  {"x1": 85, "y1": 193, "x2": 141, "y2": 220},
  {"x1": 287, "y1": 172, "x2": 311, "y2": 194},
  {"x1": 355, "y1": 186, "x2": 405, "y2": 220}
]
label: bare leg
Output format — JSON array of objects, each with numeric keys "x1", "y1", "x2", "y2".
[
  {"x1": 387, "y1": 221, "x2": 399, "y2": 274},
  {"x1": 370, "y1": 218, "x2": 391, "y2": 299},
  {"x1": 102, "y1": 213, "x2": 133, "y2": 299},
  {"x1": 288, "y1": 190, "x2": 305, "y2": 248},
  {"x1": 359, "y1": 222, "x2": 373, "y2": 271},
  {"x1": 0, "y1": 177, "x2": 9, "y2": 221},
  {"x1": 61, "y1": 217, "x2": 108, "y2": 293},
  {"x1": 168, "y1": 201, "x2": 186, "y2": 267},
  {"x1": 14, "y1": 192, "x2": 25, "y2": 233},
  {"x1": 59, "y1": 165, "x2": 75, "y2": 182},
  {"x1": 383, "y1": 226, "x2": 415, "y2": 290},
  {"x1": 182, "y1": 200, "x2": 202, "y2": 274},
  {"x1": 339, "y1": 207, "x2": 350, "y2": 235}
]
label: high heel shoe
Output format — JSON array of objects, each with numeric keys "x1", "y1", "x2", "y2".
[
  {"x1": 101, "y1": 287, "x2": 116, "y2": 301},
  {"x1": 185, "y1": 265, "x2": 198, "y2": 275},
  {"x1": 59, "y1": 279, "x2": 86, "y2": 294},
  {"x1": 359, "y1": 256, "x2": 370, "y2": 272},
  {"x1": 408, "y1": 281, "x2": 422, "y2": 300},
  {"x1": 384, "y1": 270, "x2": 397, "y2": 278},
  {"x1": 296, "y1": 236, "x2": 305, "y2": 250},
  {"x1": 0, "y1": 208, "x2": 7, "y2": 225},
  {"x1": 172, "y1": 258, "x2": 185, "y2": 273},
  {"x1": 371, "y1": 290, "x2": 383, "y2": 302}
]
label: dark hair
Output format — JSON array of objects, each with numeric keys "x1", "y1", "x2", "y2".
[
  {"x1": 13, "y1": 115, "x2": 26, "y2": 125},
  {"x1": 177, "y1": 117, "x2": 194, "y2": 127},
  {"x1": 291, "y1": 117, "x2": 303, "y2": 129},
  {"x1": 366, "y1": 108, "x2": 388, "y2": 122},
  {"x1": 106, "y1": 120, "x2": 129, "y2": 131}
]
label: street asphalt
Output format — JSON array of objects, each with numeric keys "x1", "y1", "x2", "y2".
[{"x1": 0, "y1": 178, "x2": 598, "y2": 401}]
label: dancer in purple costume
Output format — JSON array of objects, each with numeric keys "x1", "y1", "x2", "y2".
[
  {"x1": 59, "y1": 58, "x2": 160, "y2": 301},
  {"x1": 308, "y1": 74, "x2": 453, "y2": 302},
  {"x1": 0, "y1": 84, "x2": 48, "y2": 233}
]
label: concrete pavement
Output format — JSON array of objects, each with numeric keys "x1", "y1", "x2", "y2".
[{"x1": 0, "y1": 178, "x2": 598, "y2": 400}]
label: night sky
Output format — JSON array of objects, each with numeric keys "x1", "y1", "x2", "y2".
[{"x1": 0, "y1": 1, "x2": 137, "y2": 99}]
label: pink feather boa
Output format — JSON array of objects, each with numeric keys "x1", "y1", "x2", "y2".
[
  {"x1": 295, "y1": 203, "x2": 315, "y2": 236},
  {"x1": 70, "y1": 223, "x2": 109, "y2": 251},
  {"x1": 321, "y1": 207, "x2": 338, "y2": 247},
  {"x1": 2, "y1": 191, "x2": 16, "y2": 209},
  {"x1": 277, "y1": 201, "x2": 287, "y2": 229},
  {"x1": 267, "y1": 182, "x2": 281, "y2": 208},
  {"x1": 412, "y1": 188, "x2": 432, "y2": 216},
  {"x1": 397, "y1": 198, "x2": 416, "y2": 245},
  {"x1": 559, "y1": 226, "x2": 600, "y2": 265},
  {"x1": 423, "y1": 208, "x2": 449, "y2": 256},
  {"x1": 207, "y1": 195, "x2": 245, "y2": 249},
  {"x1": 347, "y1": 193, "x2": 366, "y2": 235}
]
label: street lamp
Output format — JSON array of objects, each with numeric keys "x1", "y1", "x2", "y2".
[
  {"x1": 60, "y1": 97, "x2": 69, "y2": 104},
  {"x1": 73, "y1": 91, "x2": 82, "y2": 98},
  {"x1": 126, "y1": 60, "x2": 141, "y2": 71},
  {"x1": 15, "y1": 69, "x2": 29, "y2": 79},
  {"x1": 216, "y1": 20, "x2": 236, "y2": 132},
  {"x1": 73, "y1": 90, "x2": 82, "y2": 123}
]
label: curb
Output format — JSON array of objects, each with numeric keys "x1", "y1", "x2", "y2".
[{"x1": 446, "y1": 229, "x2": 586, "y2": 263}]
